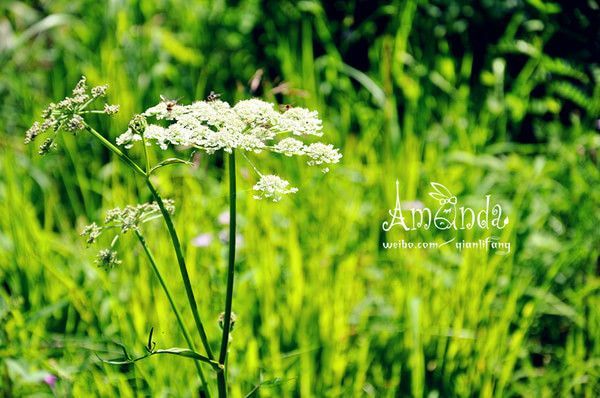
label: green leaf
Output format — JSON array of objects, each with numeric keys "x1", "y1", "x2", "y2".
[
  {"x1": 149, "y1": 158, "x2": 193, "y2": 175},
  {"x1": 153, "y1": 347, "x2": 209, "y2": 360},
  {"x1": 98, "y1": 346, "x2": 219, "y2": 369}
]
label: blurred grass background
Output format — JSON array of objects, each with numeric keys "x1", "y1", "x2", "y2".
[{"x1": 1, "y1": 0, "x2": 599, "y2": 397}]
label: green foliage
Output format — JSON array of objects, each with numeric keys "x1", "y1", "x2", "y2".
[{"x1": 1, "y1": 0, "x2": 599, "y2": 397}]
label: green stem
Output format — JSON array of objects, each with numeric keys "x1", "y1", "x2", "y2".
[
  {"x1": 145, "y1": 178, "x2": 214, "y2": 360},
  {"x1": 134, "y1": 230, "x2": 210, "y2": 397},
  {"x1": 217, "y1": 152, "x2": 237, "y2": 397},
  {"x1": 84, "y1": 125, "x2": 146, "y2": 177},
  {"x1": 140, "y1": 135, "x2": 150, "y2": 173}
]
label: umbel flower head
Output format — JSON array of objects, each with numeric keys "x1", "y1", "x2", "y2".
[
  {"x1": 81, "y1": 200, "x2": 174, "y2": 243},
  {"x1": 118, "y1": 97, "x2": 342, "y2": 201},
  {"x1": 253, "y1": 175, "x2": 298, "y2": 202},
  {"x1": 81, "y1": 200, "x2": 174, "y2": 269},
  {"x1": 24, "y1": 76, "x2": 120, "y2": 155}
]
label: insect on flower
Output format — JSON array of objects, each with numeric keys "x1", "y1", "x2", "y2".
[
  {"x1": 279, "y1": 104, "x2": 294, "y2": 112},
  {"x1": 159, "y1": 95, "x2": 182, "y2": 112},
  {"x1": 206, "y1": 91, "x2": 221, "y2": 102}
]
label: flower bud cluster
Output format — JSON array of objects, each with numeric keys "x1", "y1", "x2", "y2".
[
  {"x1": 80, "y1": 200, "x2": 175, "y2": 269},
  {"x1": 25, "y1": 76, "x2": 120, "y2": 154}
]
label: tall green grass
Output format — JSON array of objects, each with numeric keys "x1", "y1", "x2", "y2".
[{"x1": 1, "y1": 1, "x2": 599, "y2": 396}]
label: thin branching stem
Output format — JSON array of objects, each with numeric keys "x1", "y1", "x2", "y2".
[
  {"x1": 134, "y1": 230, "x2": 210, "y2": 397},
  {"x1": 84, "y1": 125, "x2": 146, "y2": 177},
  {"x1": 217, "y1": 151, "x2": 237, "y2": 398}
]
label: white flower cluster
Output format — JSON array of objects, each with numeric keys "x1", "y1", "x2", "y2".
[
  {"x1": 118, "y1": 99, "x2": 331, "y2": 158},
  {"x1": 103, "y1": 200, "x2": 174, "y2": 233},
  {"x1": 117, "y1": 97, "x2": 342, "y2": 201},
  {"x1": 252, "y1": 175, "x2": 299, "y2": 202},
  {"x1": 25, "y1": 76, "x2": 119, "y2": 154}
]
